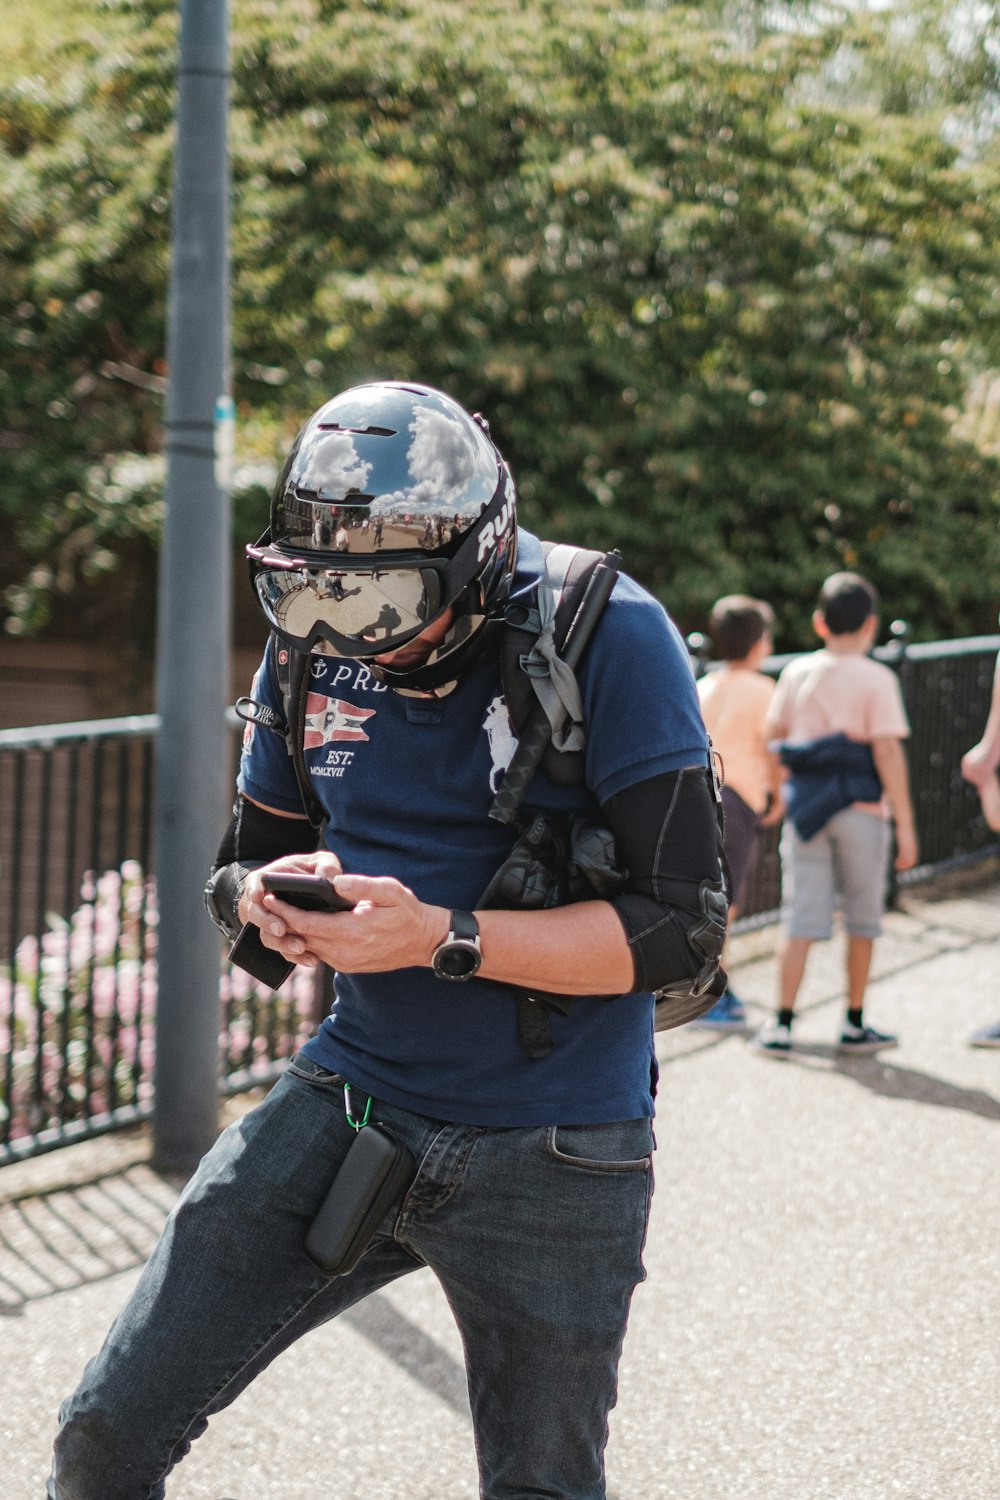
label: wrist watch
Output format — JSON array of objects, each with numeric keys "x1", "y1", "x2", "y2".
[{"x1": 431, "y1": 910, "x2": 483, "y2": 981}]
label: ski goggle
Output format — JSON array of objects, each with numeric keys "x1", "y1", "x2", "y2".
[
  {"x1": 248, "y1": 549, "x2": 451, "y2": 657},
  {"x1": 246, "y1": 467, "x2": 516, "y2": 659}
]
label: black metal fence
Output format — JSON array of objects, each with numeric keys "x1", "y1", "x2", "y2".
[
  {"x1": 0, "y1": 716, "x2": 324, "y2": 1165},
  {"x1": 2, "y1": 632, "x2": 999, "y2": 1164}
]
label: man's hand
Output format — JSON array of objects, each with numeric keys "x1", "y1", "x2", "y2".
[
  {"x1": 239, "y1": 856, "x2": 447, "y2": 974},
  {"x1": 237, "y1": 852, "x2": 344, "y2": 968},
  {"x1": 275, "y1": 874, "x2": 448, "y2": 973}
]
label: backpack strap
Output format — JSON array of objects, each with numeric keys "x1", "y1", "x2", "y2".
[
  {"x1": 270, "y1": 635, "x2": 328, "y2": 835},
  {"x1": 234, "y1": 636, "x2": 327, "y2": 835},
  {"x1": 491, "y1": 543, "x2": 621, "y2": 1057},
  {"x1": 499, "y1": 542, "x2": 617, "y2": 788}
]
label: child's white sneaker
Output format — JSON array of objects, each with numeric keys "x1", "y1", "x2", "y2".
[{"x1": 753, "y1": 1019, "x2": 792, "y2": 1054}]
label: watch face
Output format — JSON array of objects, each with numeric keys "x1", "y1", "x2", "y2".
[{"x1": 434, "y1": 939, "x2": 481, "y2": 980}]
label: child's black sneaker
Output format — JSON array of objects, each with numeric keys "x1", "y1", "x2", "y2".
[{"x1": 838, "y1": 1021, "x2": 897, "y2": 1053}]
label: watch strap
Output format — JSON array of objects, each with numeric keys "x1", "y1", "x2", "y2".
[
  {"x1": 449, "y1": 910, "x2": 478, "y2": 942},
  {"x1": 432, "y1": 909, "x2": 482, "y2": 981}
]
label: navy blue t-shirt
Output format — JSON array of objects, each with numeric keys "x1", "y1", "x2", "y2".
[{"x1": 238, "y1": 530, "x2": 708, "y2": 1126}]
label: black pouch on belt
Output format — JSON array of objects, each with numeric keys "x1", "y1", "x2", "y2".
[{"x1": 305, "y1": 1124, "x2": 417, "y2": 1277}]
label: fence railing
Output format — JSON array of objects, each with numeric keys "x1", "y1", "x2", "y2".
[
  {"x1": 2, "y1": 632, "x2": 999, "y2": 1164},
  {"x1": 0, "y1": 715, "x2": 324, "y2": 1165}
]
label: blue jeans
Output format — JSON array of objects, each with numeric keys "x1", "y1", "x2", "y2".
[{"x1": 49, "y1": 1054, "x2": 654, "y2": 1500}]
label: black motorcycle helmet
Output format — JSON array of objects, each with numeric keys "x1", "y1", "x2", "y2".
[{"x1": 247, "y1": 381, "x2": 518, "y2": 694}]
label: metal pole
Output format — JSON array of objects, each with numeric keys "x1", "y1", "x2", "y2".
[{"x1": 153, "y1": 0, "x2": 231, "y2": 1172}]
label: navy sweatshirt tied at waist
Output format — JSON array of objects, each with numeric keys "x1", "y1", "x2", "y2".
[{"x1": 772, "y1": 732, "x2": 883, "y2": 841}]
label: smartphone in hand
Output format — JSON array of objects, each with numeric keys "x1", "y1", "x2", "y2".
[{"x1": 261, "y1": 873, "x2": 355, "y2": 912}]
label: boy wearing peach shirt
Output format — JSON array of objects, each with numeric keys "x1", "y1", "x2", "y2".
[{"x1": 756, "y1": 572, "x2": 917, "y2": 1054}]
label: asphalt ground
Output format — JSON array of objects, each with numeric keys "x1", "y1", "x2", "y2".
[{"x1": 2, "y1": 870, "x2": 999, "y2": 1500}]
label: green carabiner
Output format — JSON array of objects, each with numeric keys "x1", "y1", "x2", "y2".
[{"x1": 343, "y1": 1081, "x2": 372, "y2": 1131}]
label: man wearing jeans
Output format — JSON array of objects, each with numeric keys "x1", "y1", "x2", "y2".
[{"x1": 49, "y1": 383, "x2": 726, "y2": 1500}]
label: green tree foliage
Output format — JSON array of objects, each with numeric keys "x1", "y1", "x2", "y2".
[{"x1": 2, "y1": 0, "x2": 1000, "y2": 647}]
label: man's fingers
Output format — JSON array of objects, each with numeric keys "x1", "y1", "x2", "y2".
[{"x1": 332, "y1": 874, "x2": 407, "y2": 909}]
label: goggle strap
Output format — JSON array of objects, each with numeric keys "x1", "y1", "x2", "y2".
[{"x1": 414, "y1": 474, "x2": 512, "y2": 606}]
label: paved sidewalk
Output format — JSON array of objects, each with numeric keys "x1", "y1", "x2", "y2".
[{"x1": 2, "y1": 872, "x2": 999, "y2": 1500}]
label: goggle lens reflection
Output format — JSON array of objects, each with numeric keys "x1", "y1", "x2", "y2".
[{"x1": 252, "y1": 564, "x2": 444, "y2": 652}]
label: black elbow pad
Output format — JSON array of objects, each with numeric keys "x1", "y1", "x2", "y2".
[
  {"x1": 612, "y1": 882, "x2": 727, "y2": 996},
  {"x1": 204, "y1": 861, "x2": 259, "y2": 944},
  {"x1": 603, "y1": 766, "x2": 728, "y2": 1001}
]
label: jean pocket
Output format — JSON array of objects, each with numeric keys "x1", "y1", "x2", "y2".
[
  {"x1": 545, "y1": 1119, "x2": 653, "y2": 1173},
  {"x1": 286, "y1": 1053, "x2": 344, "y2": 1088}
]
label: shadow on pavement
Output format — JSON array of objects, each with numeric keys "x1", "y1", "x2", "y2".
[
  {"x1": 342, "y1": 1291, "x2": 471, "y2": 1419},
  {"x1": 761, "y1": 1042, "x2": 1000, "y2": 1120},
  {"x1": 0, "y1": 1171, "x2": 480, "y2": 1440},
  {"x1": 0, "y1": 1165, "x2": 177, "y2": 1315}
]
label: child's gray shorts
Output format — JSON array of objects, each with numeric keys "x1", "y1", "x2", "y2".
[{"x1": 779, "y1": 807, "x2": 891, "y2": 939}]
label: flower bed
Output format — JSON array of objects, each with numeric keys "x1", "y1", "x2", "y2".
[{"x1": 1, "y1": 861, "x2": 317, "y2": 1144}]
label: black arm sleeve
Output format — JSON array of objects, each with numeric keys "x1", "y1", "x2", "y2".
[
  {"x1": 214, "y1": 793, "x2": 317, "y2": 870},
  {"x1": 602, "y1": 766, "x2": 727, "y2": 994}
]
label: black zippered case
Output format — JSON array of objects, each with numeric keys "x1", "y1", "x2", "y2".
[{"x1": 305, "y1": 1124, "x2": 417, "y2": 1277}]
